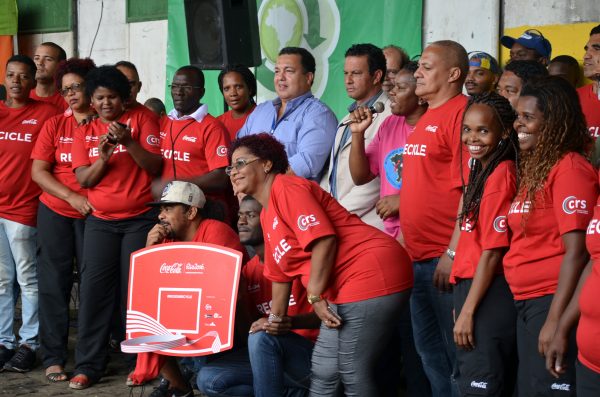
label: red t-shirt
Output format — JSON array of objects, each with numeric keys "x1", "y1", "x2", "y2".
[
  {"x1": 30, "y1": 89, "x2": 68, "y2": 112},
  {"x1": 159, "y1": 114, "x2": 231, "y2": 180},
  {"x1": 192, "y1": 218, "x2": 246, "y2": 257},
  {"x1": 451, "y1": 161, "x2": 516, "y2": 283},
  {"x1": 130, "y1": 102, "x2": 160, "y2": 124},
  {"x1": 0, "y1": 100, "x2": 61, "y2": 226},
  {"x1": 261, "y1": 175, "x2": 413, "y2": 304},
  {"x1": 30, "y1": 110, "x2": 88, "y2": 219},
  {"x1": 577, "y1": 84, "x2": 600, "y2": 139},
  {"x1": 71, "y1": 110, "x2": 161, "y2": 220},
  {"x1": 580, "y1": 176, "x2": 600, "y2": 374},
  {"x1": 217, "y1": 106, "x2": 255, "y2": 141},
  {"x1": 242, "y1": 255, "x2": 317, "y2": 342},
  {"x1": 504, "y1": 153, "x2": 598, "y2": 300},
  {"x1": 399, "y1": 94, "x2": 468, "y2": 261}
]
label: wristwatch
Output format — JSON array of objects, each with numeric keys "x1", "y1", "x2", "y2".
[
  {"x1": 445, "y1": 248, "x2": 456, "y2": 260},
  {"x1": 307, "y1": 294, "x2": 323, "y2": 305}
]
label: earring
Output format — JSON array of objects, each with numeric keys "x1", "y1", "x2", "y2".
[{"x1": 264, "y1": 169, "x2": 270, "y2": 174}]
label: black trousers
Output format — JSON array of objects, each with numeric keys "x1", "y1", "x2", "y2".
[
  {"x1": 37, "y1": 202, "x2": 85, "y2": 369},
  {"x1": 74, "y1": 210, "x2": 156, "y2": 380},
  {"x1": 515, "y1": 295, "x2": 577, "y2": 396},
  {"x1": 576, "y1": 360, "x2": 600, "y2": 397},
  {"x1": 453, "y1": 276, "x2": 517, "y2": 397}
]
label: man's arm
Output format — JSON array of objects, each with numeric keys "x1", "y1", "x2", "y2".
[{"x1": 288, "y1": 105, "x2": 338, "y2": 179}]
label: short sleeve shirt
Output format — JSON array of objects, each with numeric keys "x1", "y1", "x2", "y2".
[
  {"x1": 451, "y1": 161, "x2": 516, "y2": 283},
  {"x1": 0, "y1": 100, "x2": 61, "y2": 226},
  {"x1": 504, "y1": 153, "x2": 598, "y2": 300},
  {"x1": 577, "y1": 85, "x2": 600, "y2": 139},
  {"x1": 31, "y1": 110, "x2": 88, "y2": 218},
  {"x1": 71, "y1": 109, "x2": 161, "y2": 220},
  {"x1": 30, "y1": 89, "x2": 68, "y2": 112},
  {"x1": 579, "y1": 172, "x2": 600, "y2": 373},
  {"x1": 399, "y1": 94, "x2": 468, "y2": 261},
  {"x1": 217, "y1": 106, "x2": 255, "y2": 141},
  {"x1": 261, "y1": 174, "x2": 413, "y2": 304}
]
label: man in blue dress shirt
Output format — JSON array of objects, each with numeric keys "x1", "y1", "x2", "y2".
[{"x1": 237, "y1": 47, "x2": 338, "y2": 180}]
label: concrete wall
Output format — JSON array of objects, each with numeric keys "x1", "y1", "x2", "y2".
[{"x1": 15, "y1": 0, "x2": 600, "y2": 104}]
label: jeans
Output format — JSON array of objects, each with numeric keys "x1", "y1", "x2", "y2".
[
  {"x1": 197, "y1": 348, "x2": 254, "y2": 397},
  {"x1": 0, "y1": 217, "x2": 38, "y2": 350},
  {"x1": 310, "y1": 291, "x2": 411, "y2": 397},
  {"x1": 249, "y1": 330, "x2": 313, "y2": 397},
  {"x1": 410, "y1": 258, "x2": 458, "y2": 397}
]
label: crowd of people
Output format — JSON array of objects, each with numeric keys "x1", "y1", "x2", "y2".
[{"x1": 0, "y1": 23, "x2": 599, "y2": 397}]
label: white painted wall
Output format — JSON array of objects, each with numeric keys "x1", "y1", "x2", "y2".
[{"x1": 423, "y1": 0, "x2": 501, "y2": 57}]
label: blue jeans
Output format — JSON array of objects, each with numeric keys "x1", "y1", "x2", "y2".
[
  {"x1": 0, "y1": 218, "x2": 38, "y2": 350},
  {"x1": 410, "y1": 258, "x2": 458, "y2": 397},
  {"x1": 197, "y1": 348, "x2": 254, "y2": 397},
  {"x1": 249, "y1": 330, "x2": 313, "y2": 397}
]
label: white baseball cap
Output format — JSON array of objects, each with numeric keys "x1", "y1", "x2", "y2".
[{"x1": 147, "y1": 181, "x2": 206, "y2": 208}]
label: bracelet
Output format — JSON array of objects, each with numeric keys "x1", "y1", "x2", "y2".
[
  {"x1": 268, "y1": 313, "x2": 281, "y2": 323},
  {"x1": 445, "y1": 248, "x2": 456, "y2": 260}
]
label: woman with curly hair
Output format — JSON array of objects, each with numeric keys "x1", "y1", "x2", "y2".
[
  {"x1": 504, "y1": 76, "x2": 598, "y2": 396},
  {"x1": 30, "y1": 57, "x2": 96, "y2": 382},
  {"x1": 228, "y1": 133, "x2": 413, "y2": 396},
  {"x1": 451, "y1": 92, "x2": 519, "y2": 396},
  {"x1": 69, "y1": 65, "x2": 162, "y2": 389}
]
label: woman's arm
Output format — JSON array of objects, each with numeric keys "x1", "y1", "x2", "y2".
[
  {"x1": 545, "y1": 259, "x2": 592, "y2": 377},
  {"x1": 454, "y1": 248, "x2": 503, "y2": 350},
  {"x1": 538, "y1": 230, "x2": 588, "y2": 356},
  {"x1": 74, "y1": 135, "x2": 113, "y2": 188},
  {"x1": 108, "y1": 120, "x2": 162, "y2": 176},
  {"x1": 32, "y1": 159, "x2": 93, "y2": 216}
]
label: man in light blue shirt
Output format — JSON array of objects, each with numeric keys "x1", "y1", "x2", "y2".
[{"x1": 237, "y1": 47, "x2": 337, "y2": 180}]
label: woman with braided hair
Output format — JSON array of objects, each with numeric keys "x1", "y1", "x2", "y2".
[
  {"x1": 504, "y1": 76, "x2": 598, "y2": 396},
  {"x1": 450, "y1": 92, "x2": 519, "y2": 396}
]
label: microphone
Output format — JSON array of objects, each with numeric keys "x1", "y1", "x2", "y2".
[{"x1": 339, "y1": 101, "x2": 385, "y2": 127}]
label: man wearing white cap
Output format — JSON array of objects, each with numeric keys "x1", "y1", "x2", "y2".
[{"x1": 129, "y1": 181, "x2": 250, "y2": 397}]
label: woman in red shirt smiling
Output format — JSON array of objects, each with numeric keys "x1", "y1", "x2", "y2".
[
  {"x1": 70, "y1": 65, "x2": 162, "y2": 389},
  {"x1": 228, "y1": 133, "x2": 413, "y2": 396},
  {"x1": 504, "y1": 76, "x2": 598, "y2": 396}
]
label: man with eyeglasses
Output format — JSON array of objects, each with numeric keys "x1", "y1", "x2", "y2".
[
  {"x1": 157, "y1": 65, "x2": 232, "y2": 222},
  {"x1": 500, "y1": 29, "x2": 552, "y2": 65},
  {"x1": 116, "y1": 61, "x2": 159, "y2": 121},
  {"x1": 382, "y1": 45, "x2": 409, "y2": 93},
  {"x1": 30, "y1": 42, "x2": 68, "y2": 111},
  {"x1": 237, "y1": 47, "x2": 337, "y2": 180}
]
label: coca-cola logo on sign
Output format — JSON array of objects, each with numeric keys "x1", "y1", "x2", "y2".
[{"x1": 160, "y1": 263, "x2": 183, "y2": 274}]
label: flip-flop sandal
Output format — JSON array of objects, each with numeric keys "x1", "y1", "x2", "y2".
[
  {"x1": 46, "y1": 371, "x2": 68, "y2": 382},
  {"x1": 69, "y1": 374, "x2": 93, "y2": 390}
]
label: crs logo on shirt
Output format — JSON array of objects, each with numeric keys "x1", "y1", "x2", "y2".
[
  {"x1": 562, "y1": 196, "x2": 587, "y2": 215},
  {"x1": 493, "y1": 216, "x2": 507, "y2": 233},
  {"x1": 146, "y1": 134, "x2": 160, "y2": 146},
  {"x1": 217, "y1": 145, "x2": 227, "y2": 157},
  {"x1": 297, "y1": 214, "x2": 320, "y2": 231}
]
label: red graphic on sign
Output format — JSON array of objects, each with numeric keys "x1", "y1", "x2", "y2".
[{"x1": 122, "y1": 242, "x2": 242, "y2": 357}]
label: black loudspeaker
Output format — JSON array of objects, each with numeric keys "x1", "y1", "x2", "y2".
[{"x1": 184, "y1": 0, "x2": 261, "y2": 70}]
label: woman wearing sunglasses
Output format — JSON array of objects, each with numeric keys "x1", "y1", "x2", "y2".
[
  {"x1": 30, "y1": 57, "x2": 97, "y2": 383},
  {"x1": 228, "y1": 133, "x2": 413, "y2": 396}
]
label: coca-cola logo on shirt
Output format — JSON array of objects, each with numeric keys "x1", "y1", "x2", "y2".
[
  {"x1": 562, "y1": 196, "x2": 588, "y2": 215},
  {"x1": 493, "y1": 216, "x2": 507, "y2": 233},
  {"x1": 297, "y1": 214, "x2": 320, "y2": 231}
]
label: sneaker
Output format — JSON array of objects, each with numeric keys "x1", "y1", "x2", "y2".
[
  {"x1": 148, "y1": 378, "x2": 193, "y2": 397},
  {"x1": 0, "y1": 345, "x2": 15, "y2": 368},
  {"x1": 3, "y1": 344, "x2": 36, "y2": 372}
]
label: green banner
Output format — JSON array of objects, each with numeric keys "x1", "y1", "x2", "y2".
[
  {"x1": 166, "y1": 0, "x2": 422, "y2": 118},
  {"x1": 0, "y1": 0, "x2": 18, "y2": 35}
]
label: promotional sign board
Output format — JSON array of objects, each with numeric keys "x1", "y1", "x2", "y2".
[{"x1": 122, "y1": 242, "x2": 243, "y2": 357}]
